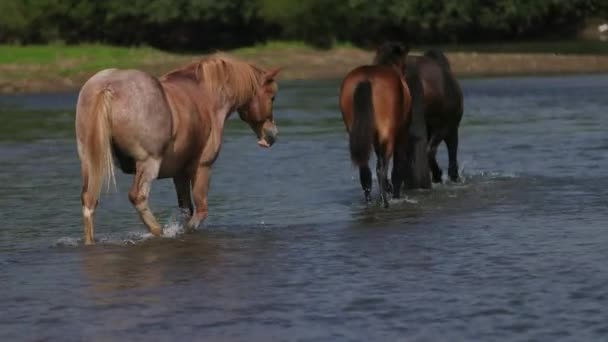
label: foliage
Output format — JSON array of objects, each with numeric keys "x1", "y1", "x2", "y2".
[{"x1": 0, "y1": 0, "x2": 603, "y2": 49}]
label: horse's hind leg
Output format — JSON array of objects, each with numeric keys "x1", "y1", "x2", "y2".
[
  {"x1": 359, "y1": 166, "x2": 372, "y2": 203},
  {"x1": 80, "y1": 163, "x2": 97, "y2": 245},
  {"x1": 375, "y1": 145, "x2": 390, "y2": 208},
  {"x1": 428, "y1": 133, "x2": 443, "y2": 183},
  {"x1": 446, "y1": 128, "x2": 460, "y2": 182},
  {"x1": 128, "y1": 158, "x2": 162, "y2": 236},
  {"x1": 391, "y1": 136, "x2": 406, "y2": 199}
]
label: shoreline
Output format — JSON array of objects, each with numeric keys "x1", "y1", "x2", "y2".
[{"x1": 1, "y1": 47, "x2": 608, "y2": 94}]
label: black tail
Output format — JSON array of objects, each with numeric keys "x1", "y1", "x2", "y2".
[
  {"x1": 349, "y1": 80, "x2": 374, "y2": 166},
  {"x1": 424, "y1": 49, "x2": 451, "y2": 72}
]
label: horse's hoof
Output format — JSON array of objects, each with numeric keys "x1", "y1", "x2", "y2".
[
  {"x1": 364, "y1": 191, "x2": 372, "y2": 203},
  {"x1": 448, "y1": 169, "x2": 460, "y2": 183},
  {"x1": 150, "y1": 227, "x2": 163, "y2": 237}
]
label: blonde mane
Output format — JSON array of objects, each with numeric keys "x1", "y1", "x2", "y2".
[{"x1": 163, "y1": 53, "x2": 264, "y2": 107}]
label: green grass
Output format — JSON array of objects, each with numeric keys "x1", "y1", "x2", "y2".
[
  {"x1": 427, "y1": 40, "x2": 608, "y2": 55},
  {"x1": 0, "y1": 44, "x2": 190, "y2": 80},
  {"x1": 0, "y1": 44, "x2": 192, "y2": 88},
  {"x1": 1, "y1": 40, "x2": 607, "y2": 92},
  {"x1": 233, "y1": 40, "x2": 355, "y2": 55},
  {"x1": 0, "y1": 44, "x2": 171, "y2": 64}
]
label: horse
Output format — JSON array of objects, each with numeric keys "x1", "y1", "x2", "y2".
[
  {"x1": 404, "y1": 49, "x2": 463, "y2": 185},
  {"x1": 339, "y1": 42, "x2": 413, "y2": 207},
  {"x1": 75, "y1": 53, "x2": 281, "y2": 245}
]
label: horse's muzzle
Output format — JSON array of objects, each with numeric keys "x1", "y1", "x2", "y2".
[{"x1": 258, "y1": 123, "x2": 278, "y2": 148}]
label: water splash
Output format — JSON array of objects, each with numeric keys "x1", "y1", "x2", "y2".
[{"x1": 54, "y1": 237, "x2": 80, "y2": 247}]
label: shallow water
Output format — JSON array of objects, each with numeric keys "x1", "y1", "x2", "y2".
[{"x1": 1, "y1": 75, "x2": 608, "y2": 341}]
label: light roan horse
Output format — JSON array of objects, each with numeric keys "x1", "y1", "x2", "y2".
[
  {"x1": 339, "y1": 42, "x2": 413, "y2": 207},
  {"x1": 75, "y1": 53, "x2": 281, "y2": 245}
]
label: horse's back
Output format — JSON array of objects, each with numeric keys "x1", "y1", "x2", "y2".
[
  {"x1": 77, "y1": 68, "x2": 173, "y2": 161},
  {"x1": 340, "y1": 65, "x2": 407, "y2": 118},
  {"x1": 407, "y1": 54, "x2": 462, "y2": 127}
]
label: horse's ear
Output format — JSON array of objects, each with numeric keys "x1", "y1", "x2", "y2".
[{"x1": 264, "y1": 68, "x2": 282, "y2": 83}]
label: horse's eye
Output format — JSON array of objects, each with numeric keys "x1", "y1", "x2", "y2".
[{"x1": 271, "y1": 96, "x2": 276, "y2": 102}]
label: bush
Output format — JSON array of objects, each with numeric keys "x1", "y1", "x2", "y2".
[{"x1": 0, "y1": 0, "x2": 601, "y2": 49}]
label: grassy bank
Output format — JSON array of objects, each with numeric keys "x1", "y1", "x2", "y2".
[{"x1": 1, "y1": 41, "x2": 608, "y2": 93}]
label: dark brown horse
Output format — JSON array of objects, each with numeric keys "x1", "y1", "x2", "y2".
[
  {"x1": 76, "y1": 53, "x2": 280, "y2": 245},
  {"x1": 404, "y1": 49, "x2": 463, "y2": 186},
  {"x1": 339, "y1": 42, "x2": 412, "y2": 207}
]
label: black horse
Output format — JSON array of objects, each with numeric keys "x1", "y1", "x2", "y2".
[{"x1": 402, "y1": 48, "x2": 464, "y2": 189}]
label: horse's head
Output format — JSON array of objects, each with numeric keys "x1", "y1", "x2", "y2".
[
  {"x1": 374, "y1": 41, "x2": 410, "y2": 71},
  {"x1": 238, "y1": 68, "x2": 281, "y2": 148}
]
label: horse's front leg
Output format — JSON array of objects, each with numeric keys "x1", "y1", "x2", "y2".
[
  {"x1": 445, "y1": 128, "x2": 460, "y2": 182},
  {"x1": 186, "y1": 165, "x2": 211, "y2": 231},
  {"x1": 173, "y1": 173, "x2": 193, "y2": 222},
  {"x1": 427, "y1": 133, "x2": 443, "y2": 183}
]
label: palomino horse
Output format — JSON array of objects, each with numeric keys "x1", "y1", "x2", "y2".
[
  {"x1": 75, "y1": 53, "x2": 280, "y2": 244},
  {"x1": 405, "y1": 49, "x2": 463, "y2": 185},
  {"x1": 339, "y1": 42, "x2": 413, "y2": 207}
]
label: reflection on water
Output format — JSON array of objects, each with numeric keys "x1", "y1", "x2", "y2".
[{"x1": 1, "y1": 75, "x2": 608, "y2": 340}]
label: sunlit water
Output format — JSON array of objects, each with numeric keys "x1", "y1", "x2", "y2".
[{"x1": 1, "y1": 75, "x2": 607, "y2": 341}]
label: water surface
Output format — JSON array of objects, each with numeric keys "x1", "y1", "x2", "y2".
[{"x1": 1, "y1": 75, "x2": 608, "y2": 341}]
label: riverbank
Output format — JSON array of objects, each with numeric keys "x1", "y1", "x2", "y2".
[{"x1": 1, "y1": 42, "x2": 608, "y2": 94}]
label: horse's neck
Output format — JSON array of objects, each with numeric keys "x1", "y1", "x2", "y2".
[
  {"x1": 199, "y1": 102, "x2": 233, "y2": 164},
  {"x1": 211, "y1": 102, "x2": 233, "y2": 130}
]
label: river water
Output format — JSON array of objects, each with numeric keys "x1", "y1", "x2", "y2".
[{"x1": 1, "y1": 75, "x2": 607, "y2": 341}]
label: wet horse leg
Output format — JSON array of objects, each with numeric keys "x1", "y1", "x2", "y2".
[
  {"x1": 427, "y1": 133, "x2": 443, "y2": 183},
  {"x1": 359, "y1": 166, "x2": 372, "y2": 203},
  {"x1": 80, "y1": 163, "x2": 97, "y2": 245},
  {"x1": 446, "y1": 128, "x2": 460, "y2": 182},
  {"x1": 128, "y1": 158, "x2": 162, "y2": 236},
  {"x1": 375, "y1": 145, "x2": 390, "y2": 208},
  {"x1": 187, "y1": 165, "x2": 212, "y2": 231},
  {"x1": 391, "y1": 156, "x2": 403, "y2": 199},
  {"x1": 173, "y1": 173, "x2": 193, "y2": 220},
  {"x1": 391, "y1": 136, "x2": 407, "y2": 199}
]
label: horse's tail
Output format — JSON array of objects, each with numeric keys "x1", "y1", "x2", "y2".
[
  {"x1": 349, "y1": 80, "x2": 374, "y2": 167},
  {"x1": 424, "y1": 49, "x2": 451, "y2": 72},
  {"x1": 82, "y1": 88, "x2": 116, "y2": 201}
]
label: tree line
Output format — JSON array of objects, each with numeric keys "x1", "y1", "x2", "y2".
[{"x1": 0, "y1": 0, "x2": 605, "y2": 50}]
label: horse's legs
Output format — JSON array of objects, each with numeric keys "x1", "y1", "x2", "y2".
[
  {"x1": 359, "y1": 166, "x2": 372, "y2": 203},
  {"x1": 446, "y1": 128, "x2": 460, "y2": 182},
  {"x1": 187, "y1": 165, "x2": 212, "y2": 231},
  {"x1": 391, "y1": 137, "x2": 407, "y2": 199},
  {"x1": 80, "y1": 163, "x2": 97, "y2": 245},
  {"x1": 427, "y1": 133, "x2": 443, "y2": 183},
  {"x1": 173, "y1": 174, "x2": 193, "y2": 218},
  {"x1": 128, "y1": 158, "x2": 162, "y2": 236},
  {"x1": 375, "y1": 146, "x2": 390, "y2": 208}
]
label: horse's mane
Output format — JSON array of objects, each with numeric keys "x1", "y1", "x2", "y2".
[{"x1": 162, "y1": 53, "x2": 264, "y2": 106}]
